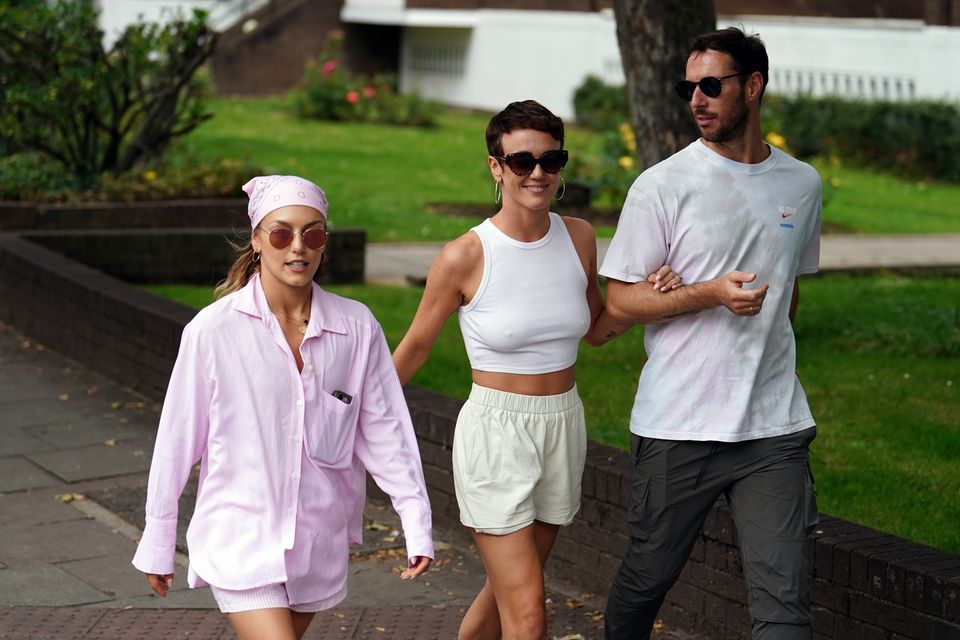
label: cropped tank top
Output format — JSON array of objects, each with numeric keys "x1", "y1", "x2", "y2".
[{"x1": 458, "y1": 212, "x2": 591, "y2": 375}]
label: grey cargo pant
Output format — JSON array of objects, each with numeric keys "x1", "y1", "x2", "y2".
[{"x1": 604, "y1": 427, "x2": 818, "y2": 640}]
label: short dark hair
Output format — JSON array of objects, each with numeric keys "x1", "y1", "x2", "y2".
[
  {"x1": 485, "y1": 100, "x2": 564, "y2": 157},
  {"x1": 689, "y1": 26, "x2": 769, "y2": 102}
]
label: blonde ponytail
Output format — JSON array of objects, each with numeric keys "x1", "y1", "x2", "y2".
[{"x1": 214, "y1": 237, "x2": 259, "y2": 299}]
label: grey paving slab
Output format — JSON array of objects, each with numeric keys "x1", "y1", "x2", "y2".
[
  {"x1": 26, "y1": 438, "x2": 153, "y2": 482},
  {"x1": 346, "y1": 546, "x2": 484, "y2": 607},
  {"x1": 0, "y1": 403, "x2": 104, "y2": 432},
  {"x1": 0, "y1": 369, "x2": 105, "y2": 402},
  {"x1": 0, "y1": 518, "x2": 137, "y2": 567},
  {"x1": 0, "y1": 565, "x2": 110, "y2": 606},
  {"x1": 57, "y1": 554, "x2": 157, "y2": 600},
  {"x1": 0, "y1": 456, "x2": 60, "y2": 492},
  {"x1": 0, "y1": 430, "x2": 51, "y2": 456},
  {"x1": 26, "y1": 417, "x2": 157, "y2": 449},
  {"x1": 0, "y1": 491, "x2": 86, "y2": 528},
  {"x1": 0, "y1": 360, "x2": 96, "y2": 386},
  {"x1": 0, "y1": 394, "x2": 154, "y2": 431}
]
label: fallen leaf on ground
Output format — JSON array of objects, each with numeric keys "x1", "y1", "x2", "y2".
[
  {"x1": 365, "y1": 521, "x2": 390, "y2": 531},
  {"x1": 56, "y1": 493, "x2": 86, "y2": 503},
  {"x1": 58, "y1": 394, "x2": 69, "y2": 401}
]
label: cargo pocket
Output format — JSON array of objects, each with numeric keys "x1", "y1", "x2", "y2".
[
  {"x1": 627, "y1": 435, "x2": 652, "y2": 541},
  {"x1": 803, "y1": 460, "x2": 819, "y2": 534}
]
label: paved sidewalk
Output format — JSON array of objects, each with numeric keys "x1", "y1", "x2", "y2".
[
  {"x1": 0, "y1": 324, "x2": 702, "y2": 639},
  {"x1": 365, "y1": 234, "x2": 960, "y2": 284}
]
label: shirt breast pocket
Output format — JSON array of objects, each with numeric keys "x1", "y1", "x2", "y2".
[{"x1": 305, "y1": 391, "x2": 358, "y2": 468}]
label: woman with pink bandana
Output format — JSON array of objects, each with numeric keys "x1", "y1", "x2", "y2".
[{"x1": 132, "y1": 175, "x2": 434, "y2": 639}]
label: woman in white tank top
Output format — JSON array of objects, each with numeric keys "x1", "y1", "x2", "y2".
[{"x1": 392, "y1": 101, "x2": 680, "y2": 640}]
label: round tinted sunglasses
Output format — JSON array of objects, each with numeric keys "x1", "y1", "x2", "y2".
[
  {"x1": 256, "y1": 226, "x2": 328, "y2": 250},
  {"x1": 494, "y1": 149, "x2": 569, "y2": 176},
  {"x1": 674, "y1": 72, "x2": 747, "y2": 101}
]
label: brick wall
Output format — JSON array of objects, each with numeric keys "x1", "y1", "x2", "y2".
[
  {"x1": 1, "y1": 236, "x2": 958, "y2": 639},
  {"x1": 0, "y1": 199, "x2": 250, "y2": 231},
  {"x1": 0, "y1": 200, "x2": 366, "y2": 285},
  {"x1": 400, "y1": 387, "x2": 960, "y2": 640},
  {"x1": 21, "y1": 228, "x2": 366, "y2": 285},
  {"x1": 0, "y1": 235, "x2": 193, "y2": 398}
]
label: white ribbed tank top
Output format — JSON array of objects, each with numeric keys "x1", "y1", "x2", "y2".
[{"x1": 458, "y1": 212, "x2": 591, "y2": 375}]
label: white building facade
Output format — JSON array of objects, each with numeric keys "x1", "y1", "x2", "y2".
[
  {"x1": 94, "y1": 1, "x2": 960, "y2": 117},
  {"x1": 341, "y1": 0, "x2": 960, "y2": 119}
]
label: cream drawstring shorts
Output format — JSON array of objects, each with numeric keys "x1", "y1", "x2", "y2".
[{"x1": 452, "y1": 384, "x2": 587, "y2": 535}]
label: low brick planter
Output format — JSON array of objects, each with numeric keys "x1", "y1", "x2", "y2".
[
  {"x1": 0, "y1": 230, "x2": 957, "y2": 640},
  {"x1": 0, "y1": 199, "x2": 249, "y2": 231},
  {"x1": 21, "y1": 228, "x2": 365, "y2": 285}
]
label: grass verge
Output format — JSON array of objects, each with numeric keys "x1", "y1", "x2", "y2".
[{"x1": 180, "y1": 97, "x2": 960, "y2": 240}]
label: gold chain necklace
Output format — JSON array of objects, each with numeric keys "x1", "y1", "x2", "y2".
[{"x1": 271, "y1": 308, "x2": 310, "y2": 335}]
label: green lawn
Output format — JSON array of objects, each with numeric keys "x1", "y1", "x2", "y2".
[
  {"x1": 181, "y1": 97, "x2": 960, "y2": 241},
  {"x1": 145, "y1": 274, "x2": 960, "y2": 553},
  {"x1": 819, "y1": 164, "x2": 960, "y2": 234}
]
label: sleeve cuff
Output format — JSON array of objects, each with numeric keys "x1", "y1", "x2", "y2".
[
  {"x1": 131, "y1": 517, "x2": 178, "y2": 575},
  {"x1": 398, "y1": 507, "x2": 435, "y2": 560}
]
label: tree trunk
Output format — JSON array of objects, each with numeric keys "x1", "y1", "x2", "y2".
[{"x1": 613, "y1": 0, "x2": 716, "y2": 171}]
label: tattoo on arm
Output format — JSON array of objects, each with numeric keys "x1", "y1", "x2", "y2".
[
  {"x1": 605, "y1": 330, "x2": 617, "y2": 338},
  {"x1": 661, "y1": 310, "x2": 699, "y2": 319}
]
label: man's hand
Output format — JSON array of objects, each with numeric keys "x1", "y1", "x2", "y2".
[{"x1": 716, "y1": 271, "x2": 768, "y2": 316}]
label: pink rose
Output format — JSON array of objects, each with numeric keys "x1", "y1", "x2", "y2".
[
  {"x1": 345, "y1": 91, "x2": 359, "y2": 105},
  {"x1": 363, "y1": 86, "x2": 376, "y2": 98},
  {"x1": 322, "y1": 60, "x2": 337, "y2": 77}
]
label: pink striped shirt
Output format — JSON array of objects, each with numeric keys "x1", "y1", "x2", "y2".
[{"x1": 132, "y1": 274, "x2": 433, "y2": 604}]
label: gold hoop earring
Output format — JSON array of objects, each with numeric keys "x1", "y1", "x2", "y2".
[
  {"x1": 253, "y1": 251, "x2": 260, "y2": 263},
  {"x1": 555, "y1": 175, "x2": 565, "y2": 201},
  {"x1": 494, "y1": 181, "x2": 502, "y2": 204}
]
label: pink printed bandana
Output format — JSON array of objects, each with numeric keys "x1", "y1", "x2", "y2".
[{"x1": 242, "y1": 175, "x2": 329, "y2": 229}]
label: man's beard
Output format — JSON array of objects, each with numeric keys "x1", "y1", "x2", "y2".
[{"x1": 696, "y1": 91, "x2": 748, "y2": 143}]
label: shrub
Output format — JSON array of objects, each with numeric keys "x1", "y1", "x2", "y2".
[
  {"x1": 566, "y1": 122, "x2": 637, "y2": 209},
  {"x1": 0, "y1": 149, "x2": 261, "y2": 203},
  {"x1": 572, "y1": 75, "x2": 630, "y2": 130},
  {"x1": 0, "y1": 0, "x2": 217, "y2": 189},
  {"x1": 0, "y1": 153, "x2": 76, "y2": 202},
  {"x1": 289, "y1": 32, "x2": 440, "y2": 127},
  {"x1": 763, "y1": 95, "x2": 960, "y2": 182}
]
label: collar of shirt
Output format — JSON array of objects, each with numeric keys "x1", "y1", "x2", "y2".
[{"x1": 235, "y1": 273, "x2": 349, "y2": 339}]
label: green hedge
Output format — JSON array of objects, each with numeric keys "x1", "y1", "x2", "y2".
[
  {"x1": 762, "y1": 95, "x2": 960, "y2": 182},
  {"x1": 569, "y1": 76, "x2": 960, "y2": 182},
  {"x1": 572, "y1": 75, "x2": 629, "y2": 130}
]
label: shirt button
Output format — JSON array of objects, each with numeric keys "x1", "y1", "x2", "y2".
[{"x1": 296, "y1": 399, "x2": 304, "y2": 407}]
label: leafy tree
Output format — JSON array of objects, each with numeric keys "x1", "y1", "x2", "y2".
[
  {"x1": 613, "y1": 0, "x2": 716, "y2": 171},
  {"x1": 0, "y1": 0, "x2": 217, "y2": 188}
]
